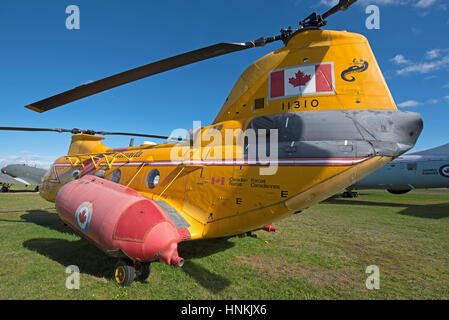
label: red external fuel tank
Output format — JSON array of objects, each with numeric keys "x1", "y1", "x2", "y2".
[{"x1": 55, "y1": 175, "x2": 184, "y2": 266}]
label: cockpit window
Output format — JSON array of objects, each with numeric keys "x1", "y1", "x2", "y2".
[{"x1": 43, "y1": 164, "x2": 53, "y2": 179}]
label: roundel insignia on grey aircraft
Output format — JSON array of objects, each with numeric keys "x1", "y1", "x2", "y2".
[{"x1": 438, "y1": 165, "x2": 449, "y2": 178}]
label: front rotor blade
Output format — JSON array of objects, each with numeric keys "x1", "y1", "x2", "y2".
[
  {"x1": 0, "y1": 127, "x2": 72, "y2": 133},
  {"x1": 322, "y1": 0, "x2": 357, "y2": 19},
  {"x1": 25, "y1": 42, "x2": 253, "y2": 113}
]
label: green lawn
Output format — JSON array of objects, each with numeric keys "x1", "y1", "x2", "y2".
[{"x1": 0, "y1": 189, "x2": 448, "y2": 299}]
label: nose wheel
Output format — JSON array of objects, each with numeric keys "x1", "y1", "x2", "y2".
[{"x1": 114, "y1": 259, "x2": 152, "y2": 286}]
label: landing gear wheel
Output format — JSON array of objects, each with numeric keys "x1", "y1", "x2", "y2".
[
  {"x1": 1, "y1": 186, "x2": 8, "y2": 193},
  {"x1": 114, "y1": 259, "x2": 135, "y2": 286},
  {"x1": 135, "y1": 262, "x2": 151, "y2": 282}
]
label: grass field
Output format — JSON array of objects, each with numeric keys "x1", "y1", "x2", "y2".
[{"x1": 0, "y1": 188, "x2": 448, "y2": 300}]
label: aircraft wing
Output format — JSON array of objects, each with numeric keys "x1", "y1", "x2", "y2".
[{"x1": 0, "y1": 172, "x2": 26, "y2": 185}]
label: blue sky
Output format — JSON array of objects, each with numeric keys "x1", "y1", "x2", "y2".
[{"x1": 0, "y1": 0, "x2": 448, "y2": 168}]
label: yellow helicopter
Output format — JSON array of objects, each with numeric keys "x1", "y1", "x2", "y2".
[{"x1": 1, "y1": 0, "x2": 423, "y2": 286}]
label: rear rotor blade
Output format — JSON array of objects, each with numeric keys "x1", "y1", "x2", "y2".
[
  {"x1": 0, "y1": 126, "x2": 181, "y2": 140},
  {"x1": 94, "y1": 131, "x2": 184, "y2": 141},
  {"x1": 25, "y1": 42, "x2": 256, "y2": 113}
]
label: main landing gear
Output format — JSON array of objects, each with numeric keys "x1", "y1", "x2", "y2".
[{"x1": 114, "y1": 259, "x2": 151, "y2": 286}]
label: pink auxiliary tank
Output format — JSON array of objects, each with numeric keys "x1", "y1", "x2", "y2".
[{"x1": 55, "y1": 175, "x2": 184, "y2": 266}]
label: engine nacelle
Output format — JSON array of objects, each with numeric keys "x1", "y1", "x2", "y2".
[{"x1": 55, "y1": 175, "x2": 183, "y2": 266}]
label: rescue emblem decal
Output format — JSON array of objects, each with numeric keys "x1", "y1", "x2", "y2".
[
  {"x1": 75, "y1": 202, "x2": 93, "y2": 233},
  {"x1": 341, "y1": 59, "x2": 369, "y2": 82}
]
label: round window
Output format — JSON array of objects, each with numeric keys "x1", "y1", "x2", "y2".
[
  {"x1": 111, "y1": 169, "x2": 121, "y2": 183},
  {"x1": 71, "y1": 169, "x2": 81, "y2": 180},
  {"x1": 146, "y1": 169, "x2": 160, "y2": 189}
]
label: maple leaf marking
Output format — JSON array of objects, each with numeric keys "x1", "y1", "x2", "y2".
[
  {"x1": 79, "y1": 208, "x2": 87, "y2": 224},
  {"x1": 288, "y1": 70, "x2": 311, "y2": 87}
]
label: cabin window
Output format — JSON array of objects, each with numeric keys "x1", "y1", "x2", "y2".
[
  {"x1": 111, "y1": 169, "x2": 121, "y2": 183},
  {"x1": 407, "y1": 163, "x2": 417, "y2": 171},
  {"x1": 146, "y1": 169, "x2": 160, "y2": 189}
]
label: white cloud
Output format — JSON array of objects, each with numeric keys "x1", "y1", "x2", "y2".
[
  {"x1": 416, "y1": 0, "x2": 437, "y2": 8},
  {"x1": 397, "y1": 97, "x2": 443, "y2": 107},
  {"x1": 396, "y1": 55, "x2": 449, "y2": 75},
  {"x1": 357, "y1": 0, "x2": 410, "y2": 5},
  {"x1": 319, "y1": 0, "x2": 338, "y2": 6},
  {"x1": 426, "y1": 49, "x2": 441, "y2": 59},
  {"x1": 397, "y1": 100, "x2": 421, "y2": 107},
  {"x1": 391, "y1": 54, "x2": 411, "y2": 65},
  {"x1": 393, "y1": 46, "x2": 449, "y2": 76}
]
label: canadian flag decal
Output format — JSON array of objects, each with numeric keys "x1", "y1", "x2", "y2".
[{"x1": 269, "y1": 62, "x2": 335, "y2": 99}]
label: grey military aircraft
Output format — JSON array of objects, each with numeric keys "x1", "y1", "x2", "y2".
[
  {"x1": 343, "y1": 143, "x2": 449, "y2": 197},
  {"x1": 0, "y1": 164, "x2": 46, "y2": 192}
]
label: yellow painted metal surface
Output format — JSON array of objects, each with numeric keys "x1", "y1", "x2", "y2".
[
  {"x1": 214, "y1": 29, "x2": 396, "y2": 123},
  {"x1": 40, "y1": 135, "x2": 391, "y2": 240},
  {"x1": 39, "y1": 29, "x2": 398, "y2": 241}
]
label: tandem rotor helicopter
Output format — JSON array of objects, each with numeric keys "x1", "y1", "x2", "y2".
[{"x1": 1, "y1": 0, "x2": 423, "y2": 286}]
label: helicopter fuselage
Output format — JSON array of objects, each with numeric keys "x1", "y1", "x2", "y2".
[{"x1": 39, "y1": 29, "x2": 422, "y2": 242}]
